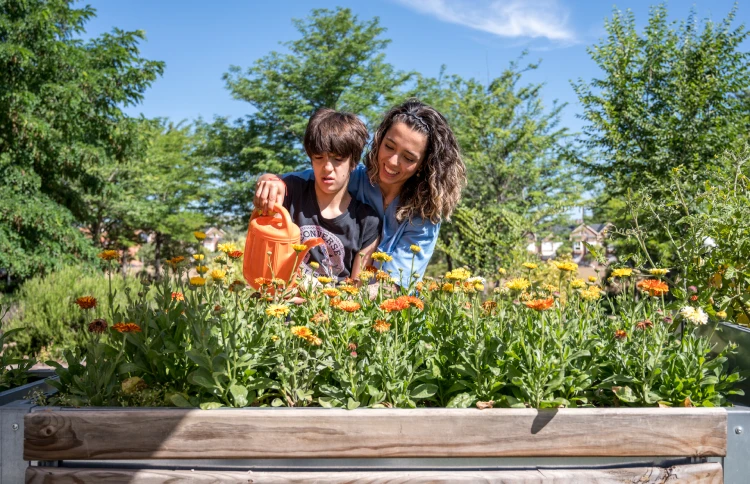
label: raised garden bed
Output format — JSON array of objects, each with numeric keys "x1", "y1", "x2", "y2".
[{"x1": 3, "y1": 405, "x2": 745, "y2": 483}]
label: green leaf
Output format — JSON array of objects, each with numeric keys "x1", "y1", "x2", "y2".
[
  {"x1": 446, "y1": 392, "x2": 475, "y2": 408},
  {"x1": 613, "y1": 386, "x2": 638, "y2": 403},
  {"x1": 199, "y1": 402, "x2": 224, "y2": 410},
  {"x1": 410, "y1": 383, "x2": 438, "y2": 400},
  {"x1": 346, "y1": 398, "x2": 361, "y2": 410},
  {"x1": 169, "y1": 394, "x2": 194, "y2": 408},
  {"x1": 229, "y1": 384, "x2": 249, "y2": 407}
]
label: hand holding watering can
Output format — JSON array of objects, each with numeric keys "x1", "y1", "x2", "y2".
[{"x1": 242, "y1": 203, "x2": 323, "y2": 290}]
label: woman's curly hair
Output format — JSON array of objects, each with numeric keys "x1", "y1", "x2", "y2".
[{"x1": 365, "y1": 99, "x2": 466, "y2": 224}]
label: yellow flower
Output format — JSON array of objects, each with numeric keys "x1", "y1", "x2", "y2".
[
  {"x1": 580, "y1": 287, "x2": 602, "y2": 301},
  {"x1": 272, "y1": 278, "x2": 286, "y2": 288},
  {"x1": 339, "y1": 285, "x2": 358, "y2": 295},
  {"x1": 522, "y1": 262, "x2": 538, "y2": 270},
  {"x1": 322, "y1": 288, "x2": 341, "y2": 298},
  {"x1": 372, "y1": 252, "x2": 393, "y2": 262},
  {"x1": 716, "y1": 311, "x2": 727, "y2": 319},
  {"x1": 358, "y1": 270, "x2": 374, "y2": 282},
  {"x1": 189, "y1": 277, "x2": 206, "y2": 286},
  {"x1": 541, "y1": 283, "x2": 557, "y2": 293},
  {"x1": 292, "y1": 244, "x2": 308, "y2": 252},
  {"x1": 210, "y1": 269, "x2": 226, "y2": 281},
  {"x1": 308, "y1": 335, "x2": 323, "y2": 346},
  {"x1": 649, "y1": 268, "x2": 669, "y2": 276},
  {"x1": 193, "y1": 254, "x2": 205, "y2": 261},
  {"x1": 445, "y1": 268, "x2": 471, "y2": 281},
  {"x1": 291, "y1": 326, "x2": 313, "y2": 340},
  {"x1": 266, "y1": 304, "x2": 290, "y2": 318},
  {"x1": 497, "y1": 268, "x2": 507, "y2": 275},
  {"x1": 611, "y1": 268, "x2": 633, "y2": 278},
  {"x1": 317, "y1": 276, "x2": 333, "y2": 284},
  {"x1": 193, "y1": 231, "x2": 207, "y2": 241},
  {"x1": 410, "y1": 244, "x2": 421, "y2": 254},
  {"x1": 504, "y1": 278, "x2": 531, "y2": 291},
  {"x1": 474, "y1": 283, "x2": 484, "y2": 291},
  {"x1": 196, "y1": 265, "x2": 209, "y2": 274},
  {"x1": 570, "y1": 278, "x2": 586, "y2": 289},
  {"x1": 442, "y1": 283, "x2": 454, "y2": 293},
  {"x1": 553, "y1": 261, "x2": 578, "y2": 272},
  {"x1": 310, "y1": 261, "x2": 320, "y2": 269},
  {"x1": 270, "y1": 335, "x2": 279, "y2": 342},
  {"x1": 217, "y1": 242, "x2": 237, "y2": 254},
  {"x1": 588, "y1": 276, "x2": 597, "y2": 282},
  {"x1": 97, "y1": 250, "x2": 119, "y2": 261}
]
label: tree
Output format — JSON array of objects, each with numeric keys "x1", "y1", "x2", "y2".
[
  {"x1": 203, "y1": 7, "x2": 413, "y2": 221},
  {"x1": 572, "y1": 4, "x2": 750, "y2": 256},
  {"x1": 0, "y1": 0, "x2": 164, "y2": 283},
  {"x1": 416, "y1": 61, "x2": 583, "y2": 275}
]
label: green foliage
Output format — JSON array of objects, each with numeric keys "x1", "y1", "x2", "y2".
[
  {"x1": 202, "y1": 7, "x2": 413, "y2": 220},
  {"x1": 573, "y1": 4, "x2": 750, "y2": 257},
  {"x1": 0, "y1": 0, "x2": 164, "y2": 283},
  {"x1": 1, "y1": 304, "x2": 34, "y2": 391},
  {"x1": 620, "y1": 147, "x2": 750, "y2": 327},
  {"x1": 416, "y1": 59, "x2": 583, "y2": 275},
  {"x1": 5, "y1": 265, "x2": 143, "y2": 359},
  {"x1": 44, "y1": 252, "x2": 741, "y2": 408}
]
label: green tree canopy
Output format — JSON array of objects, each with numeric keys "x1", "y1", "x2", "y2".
[
  {"x1": 418, "y1": 60, "x2": 583, "y2": 274},
  {"x1": 0, "y1": 0, "x2": 164, "y2": 283},
  {"x1": 202, "y1": 7, "x2": 413, "y2": 220},
  {"x1": 573, "y1": 4, "x2": 750, "y2": 207}
]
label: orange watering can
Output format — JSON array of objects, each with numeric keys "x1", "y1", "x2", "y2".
[{"x1": 243, "y1": 203, "x2": 324, "y2": 290}]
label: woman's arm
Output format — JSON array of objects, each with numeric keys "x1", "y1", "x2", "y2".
[{"x1": 253, "y1": 174, "x2": 286, "y2": 213}]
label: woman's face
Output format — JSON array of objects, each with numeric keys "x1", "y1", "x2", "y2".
[{"x1": 377, "y1": 121, "x2": 428, "y2": 192}]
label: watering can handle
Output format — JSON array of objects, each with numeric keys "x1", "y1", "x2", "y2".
[{"x1": 269, "y1": 203, "x2": 293, "y2": 228}]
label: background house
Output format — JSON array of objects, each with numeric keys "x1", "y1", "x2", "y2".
[{"x1": 570, "y1": 222, "x2": 615, "y2": 264}]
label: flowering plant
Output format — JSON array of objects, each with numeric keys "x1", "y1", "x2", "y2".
[{"x1": 41, "y1": 243, "x2": 743, "y2": 409}]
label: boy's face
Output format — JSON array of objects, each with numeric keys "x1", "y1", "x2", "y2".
[{"x1": 311, "y1": 152, "x2": 353, "y2": 195}]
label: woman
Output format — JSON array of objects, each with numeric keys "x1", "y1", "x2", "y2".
[{"x1": 254, "y1": 99, "x2": 466, "y2": 286}]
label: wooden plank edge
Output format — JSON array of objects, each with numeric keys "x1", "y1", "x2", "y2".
[
  {"x1": 25, "y1": 463, "x2": 723, "y2": 484},
  {"x1": 23, "y1": 407, "x2": 728, "y2": 461}
]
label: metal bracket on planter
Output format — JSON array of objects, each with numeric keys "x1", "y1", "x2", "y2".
[
  {"x1": 0, "y1": 400, "x2": 34, "y2": 484},
  {"x1": 725, "y1": 407, "x2": 750, "y2": 484}
]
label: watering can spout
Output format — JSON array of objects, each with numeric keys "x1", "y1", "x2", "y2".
[{"x1": 299, "y1": 237, "x2": 325, "y2": 259}]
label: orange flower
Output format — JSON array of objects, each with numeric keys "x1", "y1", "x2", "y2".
[
  {"x1": 322, "y1": 288, "x2": 341, "y2": 298},
  {"x1": 380, "y1": 298, "x2": 410, "y2": 312},
  {"x1": 376, "y1": 270, "x2": 391, "y2": 282},
  {"x1": 339, "y1": 285, "x2": 358, "y2": 295},
  {"x1": 482, "y1": 300, "x2": 498, "y2": 313},
  {"x1": 636, "y1": 279, "x2": 669, "y2": 297},
  {"x1": 415, "y1": 281, "x2": 424, "y2": 292},
  {"x1": 97, "y1": 250, "x2": 119, "y2": 261},
  {"x1": 255, "y1": 277, "x2": 272, "y2": 286},
  {"x1": 523, "y1": 297, "x2": 554, "y2": 311},
  {"x1": 88, "y1": 319, "x2": 108, "y2": 334},
  {"x1": 308, "y1": 335, "x2": 323, "y2": 346},
  {"x1": 291, "y1": 326, "x2": 313, "y2": 340},
  {"x1": 397, "y1": 295, "x2": 424, "y2": 310},
  {"x1": 336, "y1": 300, "x2": 361, "y2": 312},
  {"x1": 74, "y1": 296, "x2": 97, "y2": 310},
  {"x1": 428, "y1": 282, "x2": 439, "y2": 291},
  {"x1": 614, "y1": 329, "x2": 627, "y2": 340},
  {"x1": 636, "y1": 319, "x2": 654, "y2": 330},
  {"x1": 171, "y1": 292, "x2": 184, "y2": 301},
  {"x1": 373, "y1": 319, "x2": 391, "y2": 333},
  {"x1": 310, "y1": 312, "x2": 329, "y2": 324},
  {"x1": 228, "y1": 250, "x2": 243, "y2": 260},
  {"x1": 112, "y1": 322, "x2": 142, "y2": 333}
]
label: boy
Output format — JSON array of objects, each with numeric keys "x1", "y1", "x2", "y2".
[{"x1": 261, "y1": 108, "x2": 381, "y2": 283}]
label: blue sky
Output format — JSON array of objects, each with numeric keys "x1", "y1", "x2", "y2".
[{"x1": 82, "y1": 0, "x2": 748, "y2": 134}]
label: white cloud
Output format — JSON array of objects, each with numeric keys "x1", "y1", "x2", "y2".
[{"x1": 393, "y1": 0, "x2": 575, "y2": 42}]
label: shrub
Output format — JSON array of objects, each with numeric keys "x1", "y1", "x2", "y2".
[{"x1": 5, "y1": 265, "x2": 143, "y2": 359}]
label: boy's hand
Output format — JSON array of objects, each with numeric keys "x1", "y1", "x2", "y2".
[{"x1": 254, "y1": 174, "x2": 286, "y2": 214}]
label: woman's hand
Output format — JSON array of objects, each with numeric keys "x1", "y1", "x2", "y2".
[{"x1": 253, "y1": 174, "x2": 286, "y2": 214}]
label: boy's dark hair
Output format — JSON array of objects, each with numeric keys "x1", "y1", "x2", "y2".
[{"x1": 303, "y1": 108, "x2": 368, "y2": 168}]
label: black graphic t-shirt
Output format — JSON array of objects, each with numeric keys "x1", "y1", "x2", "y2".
[{"x1": 282, "y1": 174, "x2": 382, "y2": 280}]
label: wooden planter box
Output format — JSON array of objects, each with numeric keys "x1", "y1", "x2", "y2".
[{"x1": 8, "y1": 406, "x2": 741, "y2": 483}]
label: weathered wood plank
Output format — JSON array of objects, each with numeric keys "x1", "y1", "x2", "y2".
[
  {"x1": 25, "y1": 463, "x2": 724, "y2": 484},
  {"x1": 23, "y1": 407, "x2": 727, "y2": 460}
]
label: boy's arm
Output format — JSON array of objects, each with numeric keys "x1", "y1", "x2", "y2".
[
  {"x1": 253, "y1": 170, "x2": 315, "y2": 213},
  {"x1": 352, "y1": 237, "x2": 379, "y2": 284}
]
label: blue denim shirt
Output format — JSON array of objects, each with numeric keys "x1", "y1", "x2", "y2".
[{"x1": 287, "y1": 164, "x2": 439, "y2": 286}]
